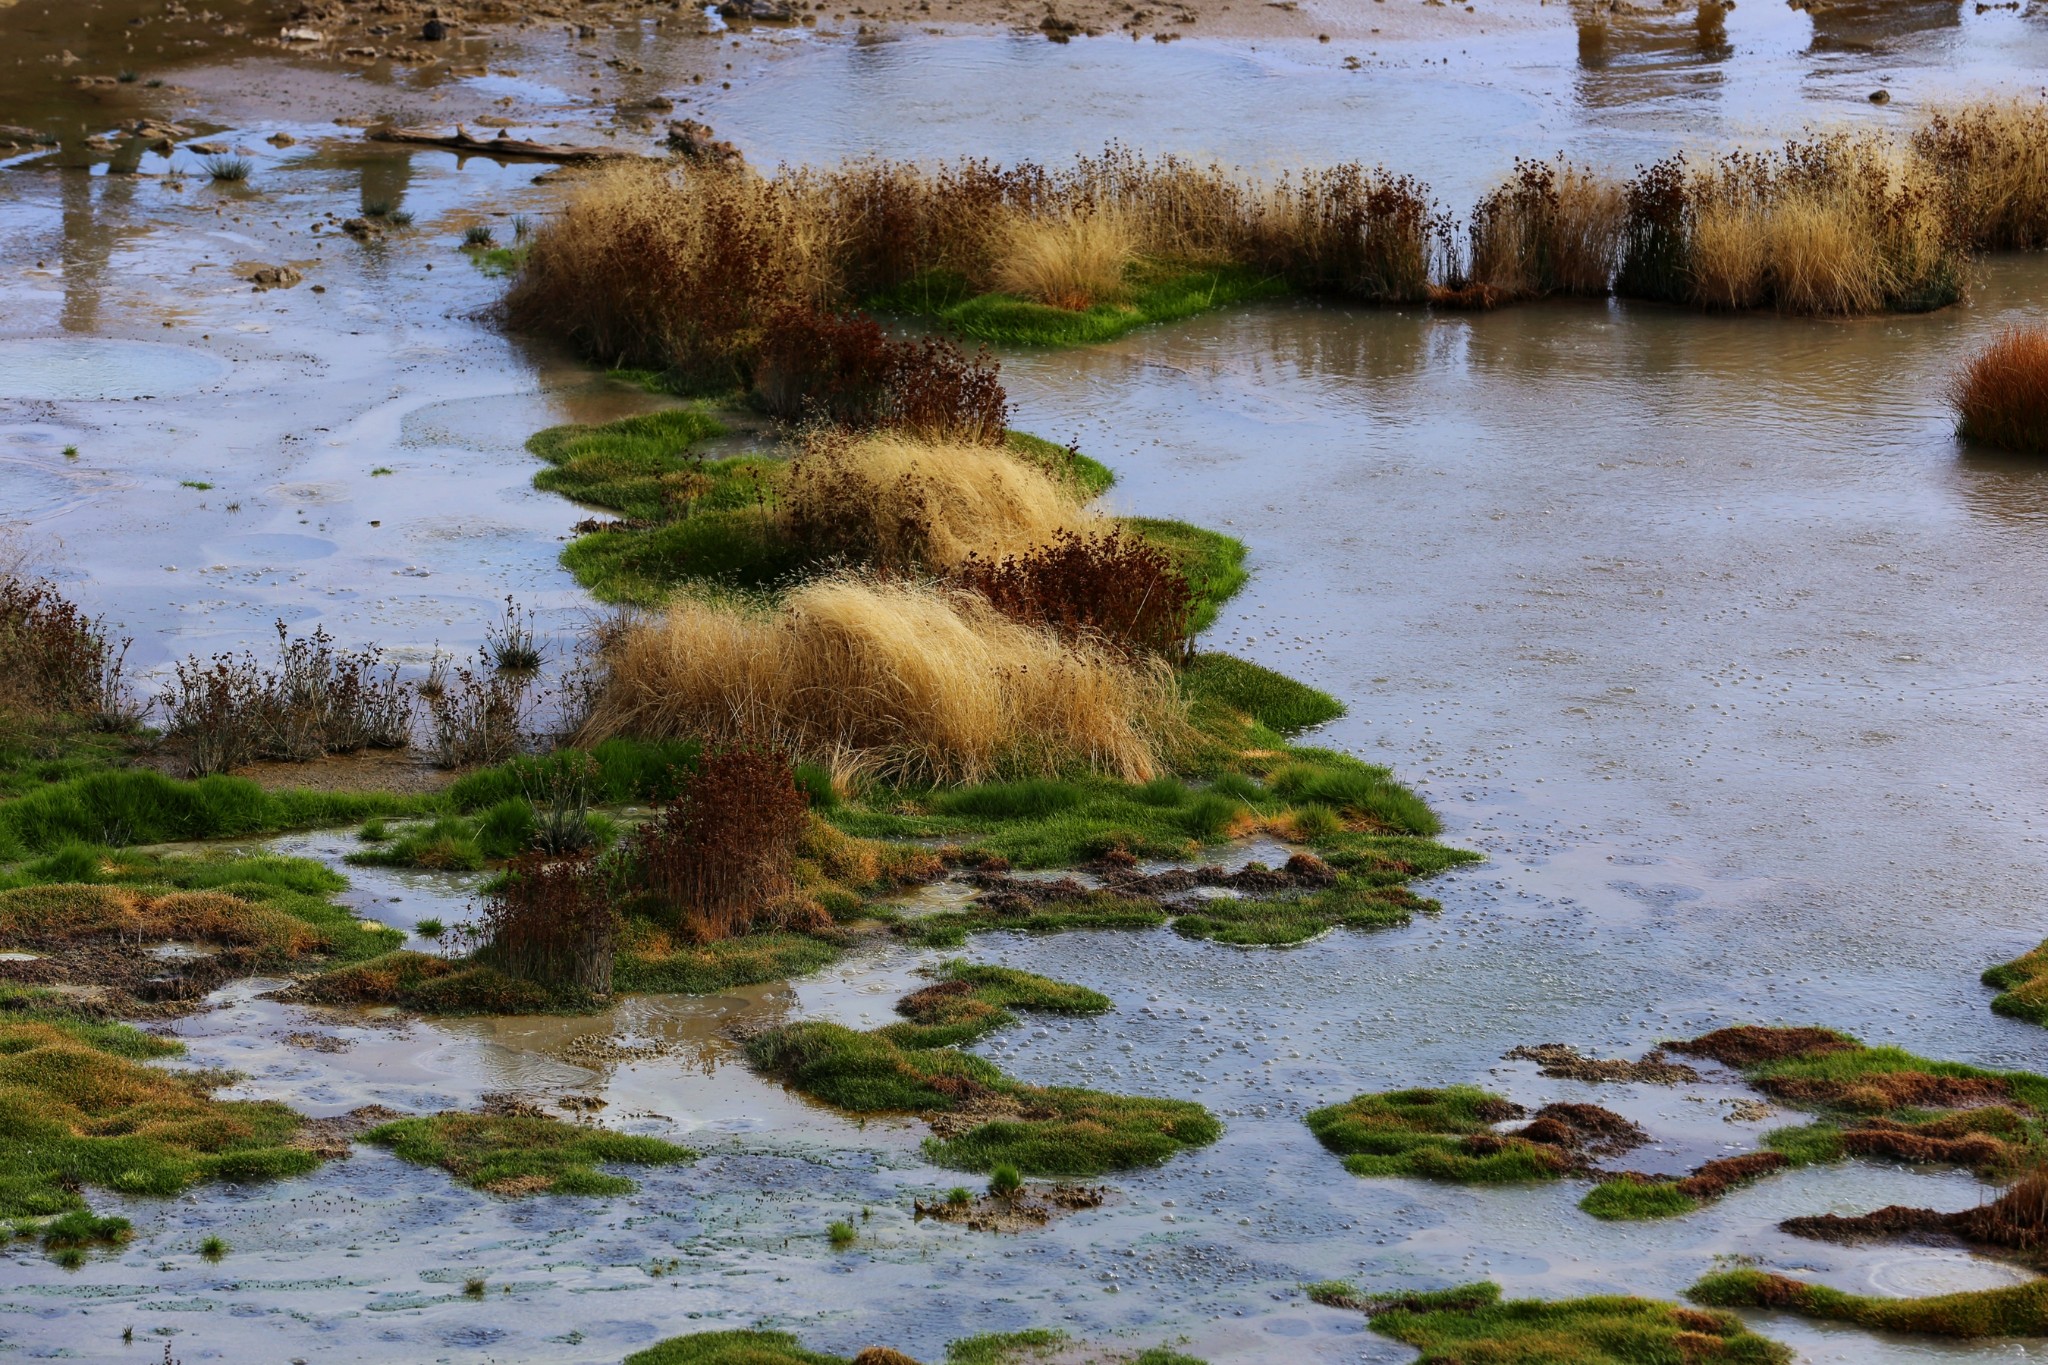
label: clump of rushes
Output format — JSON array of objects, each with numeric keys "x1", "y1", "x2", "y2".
[
  {"x1": 484, "y1": 595, "x2": 544, "y2": 672},
  {"x1": 462, "y1": 223, "x2": 497, "y2": 248},
  {"x1": 746, "y1": 964, "x2": 1217, "y2": 1176},
  {"x1": 464, "y1": 1275, "x2": 487, "y2": 1297},
  {"x1": 365, "y1": 1110, "x2": 695, "y2": 1196},
  {"x1": 1949, "y1": 325, "x2": 2048, "y2": 453},
  {"x1": 198, "y1": 1234, "x2": 228, "y2": 1261},
  {"x1": 1689, "y1": 1269, "x2": 2048, "y2": 1341},
  {"x1": 40, "y1": 1210, "x2": 132, "y2": 1257},
  {"x1": 469, "y1": 852, "x2": 619, "y2": 998},
  {"x1": 987, "y1": 1163, "x2": 1022, "y2": 1197},
  {"x1": 200, "y1": 155, "x2": 251, "y2": 182},
  {"x1": 1461, "y1": 156, "x2": 1625, "y2": 303},
  {"x1": 945, "y1": 1186, "x2": 972, "y2": 1207},
  {"x1": 826, "y1": 1219, "x2": 857, "y2": 1248},
  {"x1": 1580, "y1": 1025, "x2": 2048, "y2": 1220},
  {"x1": 1316, "y1": 1280, "x2": 1790, "y2": 1363},
  {"x1": 990, "y1": 207, "x2": 1137, "y2": 311}
]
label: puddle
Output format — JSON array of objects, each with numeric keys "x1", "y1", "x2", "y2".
[{"x1": 0, "y1": 337, "x2": 228, "y2": 400}]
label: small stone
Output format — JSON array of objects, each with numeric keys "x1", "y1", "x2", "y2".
[
  {"x1": 422, "y1": 17, "x2": 447, "y2": 39},
  {"x1": 1869, "y1": 88, "x2": 1890, "y2": 103}
]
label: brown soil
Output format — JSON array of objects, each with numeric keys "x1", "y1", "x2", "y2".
[
  {"x1": 1674, "y1": 1151, "x2": 1793, "y2": 1200},
  {"x1": 914, "y1": 1183, "x2": 1107, "y2": 1233},
  {"x1": 1503, "y1": 1042, "x2": 1702, "y2": 1086},
  {"x1": 1512, "y1": 1102, "x2": 1650, "y2": 1160},
  {"x1": 290, "y1": 1103, "x2": 407, "y2": 1157},
  {"x1": 1762, "y1": 1071, "x2": 2012, "y2": 1112},
  {"x1": 1668, "y1": 1026, "x2": 1854, "y2": 1067}
]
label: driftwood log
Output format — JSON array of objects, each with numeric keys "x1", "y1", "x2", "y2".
[{"x1": 367, "y1": 125, "x2": 648, "y2": 163}]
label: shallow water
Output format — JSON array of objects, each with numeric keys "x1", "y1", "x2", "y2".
[{"x1": 9, "y1": 5, "x2": 2048, "y2": 1362}]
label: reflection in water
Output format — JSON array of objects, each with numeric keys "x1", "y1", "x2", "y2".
[
  {"x1": 1805, "y1": 0, "x2": 1963, "y2": 53},
  {"x1": 1572, "y1": 0, "x2": 1732, "y2": 111},
  {"x1": 1950, "y1": 448, "x2": 2048, "y2": 525}
]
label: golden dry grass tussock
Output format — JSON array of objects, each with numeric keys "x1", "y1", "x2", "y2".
[
  {"x1": 779, "y1": 431, "x2": 1098, "y2": 571},
  {"x1": 990, "y1": 208, "x2": 1138, "y2": 310},
  {"x1": 577, "y1": 574, "x2": 1186, "y2": 785},
  {"x1": 1913, "y1": 99, "x2": 2048, "y2": 251},
  {"x1": 0, "y1": 884, "x2": 322, "y2": 955}
]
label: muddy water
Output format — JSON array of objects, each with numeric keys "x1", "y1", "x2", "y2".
[{"x1": 10, "y1": 6, "x2": 2048, "y2": 1364}]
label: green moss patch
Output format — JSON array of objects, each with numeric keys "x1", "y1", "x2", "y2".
[
  {"x1": 365, "y1": 1110, "x2": 695, "y2": 1196},
  {"x1": 0, "y1": 769, "x2": 427, "y2": 861},
  {"x1": 1316, "y1": 1279, "x2": 1790, "y2": 1363},
  {"x1": 868, "y1": 260, "x2": 1289, "y2": 349},
  {"x1": 0, "y1": 1002, "x2": 323, "y2": 1225},
  {"x1": 625, "y1": 1328, "x2": 1205, "y2": 1365},
  {"x1": 747, "y1": 966, "x2": 1216, "y2": 1177},
  {"x1": 1689, "y1": 1269, "x2": 2048, "y2": 1340},
  {"x1": 1985, "y1": 942, "x2": 2048, "y2": 1024},
  {"x1": 1306, "y1": 1087, "x2": 1589, "y2": 1184}
]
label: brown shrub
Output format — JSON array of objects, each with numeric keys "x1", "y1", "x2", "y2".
[
  {"x1": 472, "y1": 854, "x2": 619, "y2": 996},
  {"x1": 951, "y1": 528, "x2": 1195, "y2": 658},
  {"x1": 1949, "y1": 325, "x2": 2048, "y2": 453},
  {"x1": 1668, "y1": 1026, "x2": 1853, "y2": 1067},
  {"x1": 632, "y1": 746, "x2": 817, "y2": 943},
  {"x1": 1912, "y1": 100, "x2": 2048, "y2": 251},
  {"x1": 0, "y1": 574, "x2": 134, "y2": 726},
  {"x1": 1839, "y1": 1126, "x2": 2015, "y2": 1169},
  {"x1": 1763, "y1": 1071, "x2": 2010, "y2": 1112},
  {"x1": 753, "y1": 307, "x2": 1010, "y2": 443}
]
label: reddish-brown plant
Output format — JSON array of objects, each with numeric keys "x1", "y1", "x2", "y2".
[
  {"x1": 632, "y1": 746, "x2": 819, "y2": 943},
  {"x1": 951, "y1": 528, "x2": 1194, "y2": 658},
  {"x1": 1950, "y1": 326, "x2": 2048, "y2": 453},
  {"x1": 472, "y1": 853, "x2": 619, "y2": 997}
]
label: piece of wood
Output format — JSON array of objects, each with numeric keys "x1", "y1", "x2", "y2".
[{"x1": 366, "y1": 125, "x2": 648, "y2": 163}]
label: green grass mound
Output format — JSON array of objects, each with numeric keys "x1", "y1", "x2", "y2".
[
  {"x1": 1329, "y1": 1280, "x2": 1791, "y2": 1363},
  {"x1": 0, "y1": 769, "x2": 426, "y2": 861},
  {"x1": 625, "y1": 1328, "x2": 1205, "y2": 1365},
  {"x1": 1985, "y1": 942, "x2": 2048, "y2": 1025},
  {"x1": 613, "y1": 930, "x2": 843, "y2": 995},
  {"x1": 1180, "y1": 653, "x2": 1343, "y2": 736},
  {"x1": 349, "y1": 801, "x2": 619, "y2": 872},
  {"x1": 0, "y1": 999, "x2": 324, "y2": 1224},
  {"x1": 1689, "y1": 1269, "x2": 2048, "y2": 1340},
  {"x1": 747, "y1": 966, "x2": 1216, "y2": 1176},
  {"x1": 868, "y1": 260, "x2": 1288, "y2": 349},
  {"x1": 1305, "y1": 1087, "x2": 1571, "y2": 1183},
  {"x1": 365, "y1": 1111, "x2": 695, "y2": 1196}
]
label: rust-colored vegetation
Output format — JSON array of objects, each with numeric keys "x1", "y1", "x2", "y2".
[{"x1": 1948, "y1": 325, "x2": 2048, "y2": 454}]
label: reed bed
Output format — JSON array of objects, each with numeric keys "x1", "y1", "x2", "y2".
[
  {"x1": 1950, "y1": 325, "x2": 2048, "y2": 452},
  {"x1": 509, "y1": 100, "x2": 2048, "y2": 358},
  {"x1": 576, "y1": 574, "x2": 1186, "y2": 786}
]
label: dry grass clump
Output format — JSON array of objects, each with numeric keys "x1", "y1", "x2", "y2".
[
  {"x1": 0, "y1": 884, "x2": 321, "y2": 956},
  {"x1": 469, "y1": 853, "x2": 619, "y2": 997},
  {"x1": 1619, "y1": 135, "x2": 1964, "y2": 315},
  {"x1": 753, "y1": 308, "x2": 1010, "y2": 441},
  {"x1": 576, "y1": 574, "x2": 1185, "y2": 785},
  {"x1": 779, "y1": 432, "x2": 1096, "y2": 572},
  {"x1": 1467, "y1": 157, "x2": 1626, "y2": 300},
  {"x1": 1913, "y1": 99, "x2": 2048, "y2": 251},
  {"x1": 504, "y1": 163, "x2": 839, "y2": 388},
  {"x1": 990, "y1": 209, "x2": 1137, "y2": 310},
  {"x1": 950, "y1": 527, "x2": 1195, "y2": 658},
  {"x1": 1949, "y1": 325, "x2": 2048, "y2": 453}
]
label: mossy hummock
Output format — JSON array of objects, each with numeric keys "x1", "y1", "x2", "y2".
[
  {"x1": 747, "y1": 962, "x2": 1218, "y2": 1177},
  {"x1": 1305, "y1": 1087, "x2": 1645, "y2": 1185},
  {"x1": 1312, "y1": 1279, "x2": 1790, "y2": 1364}
]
